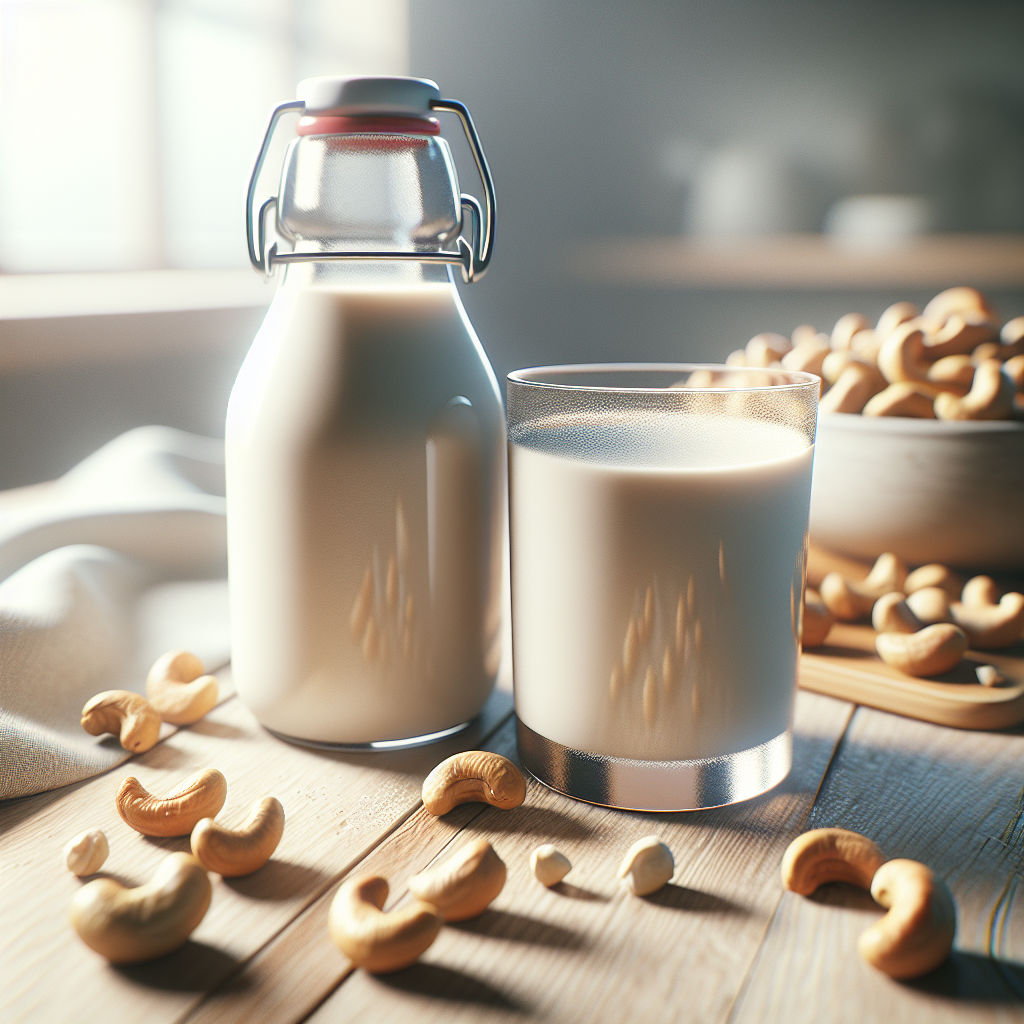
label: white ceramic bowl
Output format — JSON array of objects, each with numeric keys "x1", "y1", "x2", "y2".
[{"x1": 809, "y1": 413, "x2": 1024, "y2": 571}]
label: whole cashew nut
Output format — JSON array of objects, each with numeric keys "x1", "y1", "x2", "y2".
[
  {"x1": 871, "y1": 592, "x2": 922, "y2": 634},
  {"x1": 904, "y1": 587, "x2": 953, "y2": 626},
  {"x1": 531, "y1": 845, "x2": 572, "y2": 887},
  {"x1": 858, "y1": 859, "x2": 956, "y2": 980},
  {"x1": 951, "y1": 592, "x2": 1024, "y2": 650},
  {"x1": 116, "y1": 768, "x2": 227, "y2": 837},
  {"x1": 328, "y1": 874, "x2": 443, "y2": 974},
  {"x1": 935, "y1": 359, "x2": 1015, "y2": 420},
  {"x1": 904, "y1": 564, "x2": 964, "y2": 601},
  {"x1": 80, "y1": 691, "x2": 161, "y2": 753},
  {"x1": 618, "y1": 836, "x2": 674, "y2": 896},
  {"x1": 64, "y1": 829, "x2": 109, "y2": 877},
  {"x1": 819, "y1": 362, "x2": 887, "y2": 414},
  {"x1": 421, "y1": 752, "x2": 526, "y2": 816},
  {"x1": 862, "y1": 383, "x2": 936, "y2": 419},
  {"x1": 877, "y1": 322, "x2": 931, "y2": 385},
  {"x1": 146, "y1": 650, "x2": 219, "y2": 725},
  {"x1": 832, "y1": 312, "x2": 872, "y2": 351},
  {"x1": 408, "y1": 837, "x2": 506, "y2": 921},
  {"x1": 801, "y1": 588, "x2": 835, "y2": 648},
  {"x1": 781, "y1": 828, "x2": 886, "y2": 895},
  {"x1": 819, "y1": 553, "x2": 908, "y2": 621},
  {"x1": 922, "y1": 285, "x2": 995, "y2": 324},
  {"x1": 961, "y1": 575, "x2": 1001, "y2": 607},
  {"x1": 875, "y1": 301, "x2": 919, "y2": 339},
  {"x1": 923, "y1": 311, "x2": 996, "y2": 360},
  {"x1": 69, "y1": 852, "x2": 211, "y2": 964},
  {"x1": 926, "y1": 354, "x2": 974, "y2": 393},
  {"x1": 875, "y1": 624, "x2": 968, "y2": 676},
  {"x1": 782, "y1": 340, "x2": 829, "y2": 377},
  {"x1": 190, "y1": 796, "x2": 284, "y2": 876},
  {"x1": 745, "y1": 333, "x2": 792, "y2": 367}
]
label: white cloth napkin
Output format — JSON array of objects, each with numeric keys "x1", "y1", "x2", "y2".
[{"x1": 0, "y1": 426, "x2": 231, "y2": 800}]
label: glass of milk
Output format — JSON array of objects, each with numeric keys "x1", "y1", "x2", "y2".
[{"x1": 507, "y1": 364, "x2": 820, "y2": 810}]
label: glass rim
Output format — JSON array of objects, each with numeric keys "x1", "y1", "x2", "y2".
[{"x1": 506, "y1": 362, "x2": 821, "y2": 395}]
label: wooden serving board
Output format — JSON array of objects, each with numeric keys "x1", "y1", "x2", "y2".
[{"x1": 799, "y1": 622, "x2": 1024, "y2": 730}]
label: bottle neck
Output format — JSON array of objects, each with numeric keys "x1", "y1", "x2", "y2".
[{"x1": 281, "y1": 260, "x2": 454, "y2": 289}]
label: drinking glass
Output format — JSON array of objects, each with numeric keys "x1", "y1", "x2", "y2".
[{"x1": 507, "y1": 363, "x2": 820, "y2": 810}]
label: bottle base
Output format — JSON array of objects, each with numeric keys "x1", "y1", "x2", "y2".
[
  {"x1": 516, "y1": 718, "x2": 792, "y2": 811},
  {"x1": 266, "y1": 718, "x2": 474, "y2": 752}
]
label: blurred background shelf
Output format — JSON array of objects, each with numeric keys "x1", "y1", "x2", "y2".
[{"x1": 568, "y1": 234, "x2": 1024, "y2": 290}]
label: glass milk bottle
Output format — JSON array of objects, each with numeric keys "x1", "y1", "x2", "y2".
[{"x1": 226, "y1": 77, "x2": 504, "y2": 747}]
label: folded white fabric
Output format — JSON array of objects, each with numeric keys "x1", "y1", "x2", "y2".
[{"x1": 0, "y1": 427, "x2": 231, "y2": 800}]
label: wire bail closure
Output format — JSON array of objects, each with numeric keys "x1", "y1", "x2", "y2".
[{"x1": 245, "y1": 97, "x2": 495, "y2": 284}]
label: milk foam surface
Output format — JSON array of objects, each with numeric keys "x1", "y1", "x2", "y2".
[{"x1": 510, "y1": 413, "x2": 813, "y2": 761}]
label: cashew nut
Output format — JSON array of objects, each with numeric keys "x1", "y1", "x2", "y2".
[
  {"x1": 818, "y1": 362, "x2": 887, "y2": 414},
  {"x1": 64, "y1": 829, "x2": 109, "y2": 877},
  {"x1": 1004, "y1": 353, "x2": 1024, "y2": 389},
  {"x1": 69, "y1": 852, "x2": 211, "y2": 964},
  {"x1": 618, "y1": 836, "x2": 674, "y2": 896},
  {"x1": 782, "y1": 340, "x2": 829, "y2": 377},
  {"x1": 904, "y1": 563, "x2": 964, "y2": 600},
  {"x1": 792, "y1": 324, "x2": 827, "y2": 348},
  {"x1": 923, "y1": 311, "x2": 996, "y2": 360},
  {"x1": 862, "y1": 383, "x2": 936, "y2": 418},
  {"x1": 875, "y1": 301, "x2": 919, "y2": 339},
  {"x1": 858, "y1": 858, "x2": 956, "y2": 980},
  {"x1": 409, "y1": 837, "x2": 506, "y2": 921},
  {"x1": 961, "y1": 575, "x2": 1001, "y2": 607},
  {"x1": 328, "y1": 874, "x2": 443, "y2": 974},
  {"x1": 744, "y1": 333, "x2": 791, "y2": 367},
  {"x1": 80, "y1": 690, "x2": 161, "y2": 753},
  {"x1": 877, "y1": 322, "x2": 931, "y2": 385},
  {"x1": 832, "y1": 312, "x2": 872, "y2": 351},
  {"x1": 875, "y1": 624, "x2": 968, "y2": 676},
  {"x1": 935, "y1": 359, "x2": 1015, "y2": 420},
  {"x1": 801, "y1": 588, "x2": 835, "y2": 647},
  {"x1": 904, "y1": 587, "x2": 953, "y2": 625},
  {"x1": 976, "y1": 664, "x2": 1006, "y2": 687},
  {"x1": 926, "y1": 354, "x2": 974, "y2": 393},
  {"x1": 821, "y1": 350, "x2": 869, "y2": 384},
  {"x1": 922, "y1": 285, "x2": 995, "y2": 324},
  {"x1": 116, "y1": 768, "x2": 227, "y2": 837},
  {"x1": 819, "y1": 553, "x2": 908, "y2": 621},
  {"x1": 951, "y1": 592, "x2": 1024, "y2": 650},
  {"x1": 871, "y1": 592, "x2": 922, "y2": 634},
  {"x1": 190, "y1": 796, "x2": 284, "y2": 876},
  {"x1": 421, "y1": 751, "x2": 526, "y2": 816},
  {"x1": 1003, "y1": 316, "x2": 1024, "y2": 346},
  {"x1": 850, "y1": 328, "x2": 883, "y2": 363},
  {"x1": 781, "y1": 828, "x2": 886, "y2": 895},
  {"x1": 146, "y1": 650, "x2": 219, "y2": 726},
  {"x1": 726, "y1": 349, "x2": 747, "y2": 367},
  {"x1": 531, "y1": 845, "x2": 572, "y2": 887}
]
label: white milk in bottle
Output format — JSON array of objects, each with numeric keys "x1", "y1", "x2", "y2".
[{"x1": 227, "y1": 77, "x2": 504, "y2": 745}]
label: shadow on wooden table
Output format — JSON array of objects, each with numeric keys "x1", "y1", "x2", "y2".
[
  {"x1": 644, "y1": 882, "x2": 751, "y2": 916},
  {"x1": 907, "y1": 950, "x2": 1024, "y2": 1004},
  {"x1": 449, "y1": 907, "x2": 588, "y2": 949},
  {"x1": 373, "y1": 961, "x2": 530, "y2": 1013},
  {"x1": 115, "y1": 940, "x2": 245, "y2": 992}
]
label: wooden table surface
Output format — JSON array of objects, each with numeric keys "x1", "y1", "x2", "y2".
[{"x1": 4, "y1": 661, "x2": 1024, "y2": 1024}]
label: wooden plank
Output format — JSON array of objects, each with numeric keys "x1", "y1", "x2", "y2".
[
  {"x1": 800, "y1": 624, "x2": 1024, "y2": 730},
  {"x1": 298, "y1": 690, "x2": 854, "y2": 1024},
  {"x1": 0, "y1": 687, "x2": 513, "y2": 1024},
  {"x1": 730, "y1": 704, "x2": 1024, "y2": 1023}
]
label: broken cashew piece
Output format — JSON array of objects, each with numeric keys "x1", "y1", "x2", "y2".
[
  {"x1": 619, "y1": 836, "x2": 674, "y2": 896},
  {"x1": 116, "y1": 768, "x2": 227, "y2": 837},
  {"x1": 951, "y1": 592, "x2": 1024, "y2": 650},
  {"x1": 858, "y1": 858, "x2": 956, "y2": 980},
  {"x1": 80, "y1": 690, "x2": 161, "y2": 754},
  {"x1": 976, "y1": 665, "x2": 1006, "y2": 688},
  {"x1": 935, "y1": 359, "x2": 1015, "y2": 420},
  {"x1": 409, "y1": 837, "x2": 506, "y2": 921},
  {"x1": 819, "y1": 553, "x2": 908, "y2": 621},
  {"x1": 875, "y1": 624, "x2": 968, "y2": 676},
  {"x1": 871, "y1": 592, "x2": 922, "y2": 634},
  {"x1": 531, "y1": 845, "x2": 572, "y2": 887},
  {"x1": 801, "y1": 588, "x2": 834, "y2": 648},
  {"x1": 146, "y1": 650, "x2": 219, "y2": 725},
  {"x1": 190, "y1": 796, "x2": 284, "y2": 876},
  {"x1": 904, "y1": 564, "x2": 964, "y2": 601},
  {"x1": 421, "y1": 751, "x2": 526, "y2": 816},
  {"x1": 904, "y1": 587, "x2": 953, "y2": 626},
  {"x1": 69, "y1": 852, "x2": 211, "y2": 964},
  {"x1": 781, "y1": 827, "x2": 886, "y2": 895},
  {"x1": 64, "y1": 829, "x2": 109, "y2": 877},
  {"x1": 328, "y1": 874, "x2": 443, "y2": 974}
]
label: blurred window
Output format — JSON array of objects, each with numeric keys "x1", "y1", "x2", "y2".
[{"x1": 0, "y1": 0, "x2": 408, "y2": 273}]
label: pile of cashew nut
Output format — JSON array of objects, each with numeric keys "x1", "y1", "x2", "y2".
[
  {"x1": 727, "y1": 287, "x2": 1024, "y2": 421},
  {"x1": 79, "y1": 649, "x2": 221, "y2": 755},
  {"x1": 327, "y1": 750, "x2": 678, "y2": 974},
  {"x1": 802, "y1": 553, "x2": 1023, "y2": 679},
  {"x1": 782, "y1": 828, "x2": 956, "y2": 979}
]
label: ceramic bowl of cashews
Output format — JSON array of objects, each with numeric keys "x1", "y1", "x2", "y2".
[
  {"x1": 728, "y1": 286, "x2": 1024, "y2": 570},
  {"x1": 802, "y1": 553, "x2": 1024, "y2": 680}
]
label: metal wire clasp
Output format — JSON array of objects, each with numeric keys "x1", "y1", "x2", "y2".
[{"x1": 245, "y1": 97, "x2": 495, "y2": 283}]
